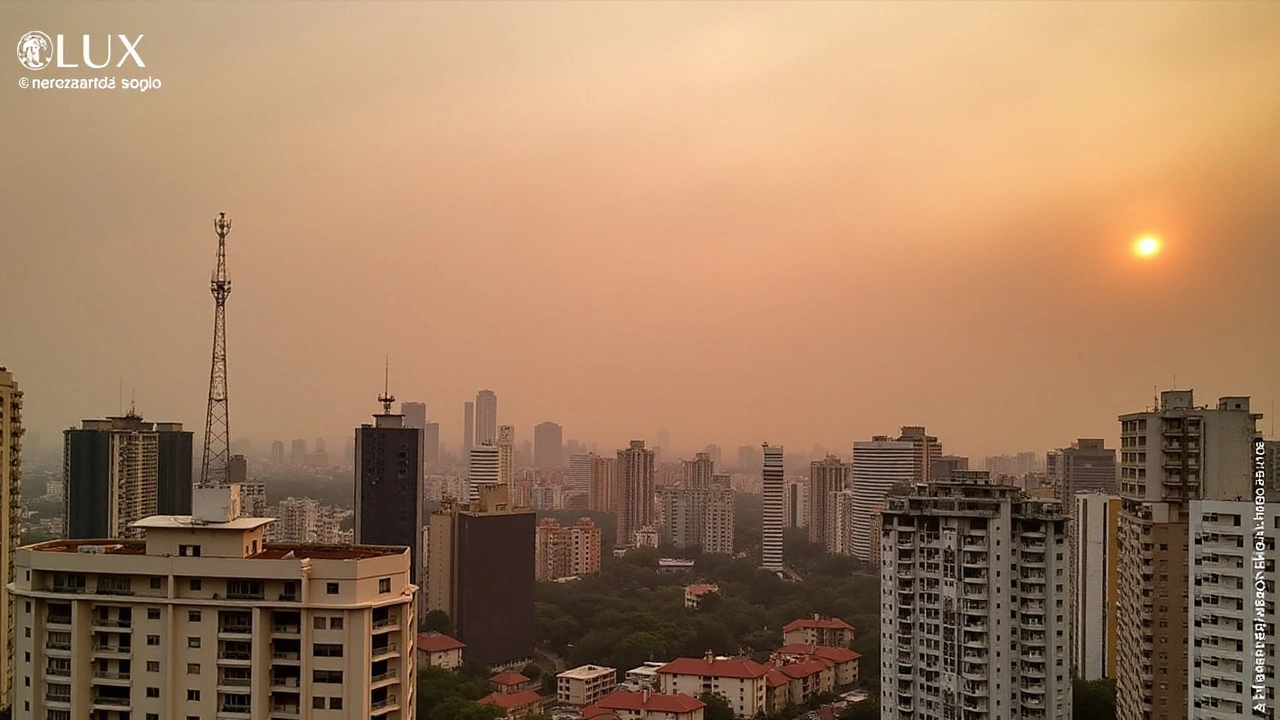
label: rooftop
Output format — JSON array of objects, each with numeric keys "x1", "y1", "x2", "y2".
[
  {"x1": 479, "y1": 689, "x2": 543, "y2": 711},
  {"x1": 417, "y1": 632, "x2": 466, "y2": 653},
  {"x1": 590, "y1": 690, "x2": 705, "y2": 714},
  {"x1": 782, "y1": 616, "x2": 855, "y2": 633},
  {"x1": 490, "y1": 671, "x2": 532, "y2": 686},
  {"x1": 658, "y1": 656, "x2": 771, "y2": 679},
  {"x1": 132, "y1": 515, "x2": 274, "y2": 532},
  {"x1": 559, "y1": 664, "x2": 617, "y2": 679},
  {"x1": 27, "y1": 538, "x2": 408, "y2": 561}
]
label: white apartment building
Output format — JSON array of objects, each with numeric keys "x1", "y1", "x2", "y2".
[
  {"x1": 761, "y1": 445, "x2": 784, "y2": 570},
  {"x1": 1071, "y1": 492, "x2": 1121, "y2": 680},
  {"x1": 557, "y1": 664, "x2": 618, "y2": 706},
  {"x1": 657, "y1": 653, "x2": 770, "y2": 717},
  {"x1": 851, "y1": 439, "x2": 914, "y2": 561},
  {"x1": 497, "y1": 426, "x2": 514, "y2": 497},
  {"x1": 880, "y1": 471, "x2": 1071, "y2": 720},
  {"x1": 468, "y1": 444, "x2": 500, "y2": 503},
  {"x1": 1188, "y1": 499, "x2": 1278, "y2": 720},
  {"x1": 703, "y1": 485, "x2": 735, "y2": 555},
  {"x1": 8, "y1": 486, "x2": 417, "y2": 720},
  {"x1": 270, "y1": 497, "x2": 341, "y2": 545}
]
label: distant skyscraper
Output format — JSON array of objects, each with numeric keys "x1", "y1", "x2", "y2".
[
  {"x1": 355, "y1": 395, "x2": 425, "y2": 584},
  {"x1": 929, "y1": 455, "x2": 969, "y2": 483},
  {"x1": 1116, "y1": 391, "x2": 1259, "y2": 720},
  {"x1": 1072, "y1": 492, "x2": 1121, "y2": 681},
  {"x1": 343, "y1": 436, "x2": 355, "y2": 467},
  {"x1": 881, "y1": 471, "x2": 1072, "y2": 720},
  {"x1": 534, "y1": 421, "x2": 564, "y2": 468},
  {"x1": 703, "y1": 480, "x2": 735, "y2": 555},
  {"x1": 475, "y1": 390, "x2": 498, "y2": 446},
  {"x1": 64, "y1": 413, "x2": 193, "y2": 539},
  {"x1": 270, "y1": 439, "x2": 285, "y2": 464},
  {"x1": 807, "y1": 455, "x2": 849, "y2": 547},
  {"x1": 423, "y1": 421, "x2": 441, "y2": 465},
  {"x1": 401, "y1": 401, "x2": 427, "y2": 429},
  {"x1": 703, "y1": 444, "x2": 722, "y2": 467},
  {"x1": 737, "y1": 445, "x2": 760, "y2": 471},
  {"x1": 497, "y1": 425, "x2": 515, "y2": 495},
  {"x1": 588, "y1": 454, "x2": 616, "y2": 512},
  {"x1": 1048, "y1": 439, "x2": 1116, "y2": 503},
  {"x1": 468, "y1": 443, "x2": 500, "y2": 503},
  {"x1": 783, "y1": 478, "x2": 808, "y2": 529},
  {"x1": 895, "y1": 426, "x2": 942, "y2": 483},
  {"x1": 761, "y1": 444, "x2": 784, "y2": 570},
  {"x1": 0, "y1": 368, "x2": 22, "y2": 706},
  {"x1": 535, "y1": 517, "x2": 602, "y2": 581},
  {"x1": 849, "y1": 437, "x2": 914, "y2": 560},
  {"x1": 229, "y1": 454, "x2": 248, "y2": 484},
  {"x1": 427, "y1": 485, "x2": 535, "y2": 666},
  {"x1": 290, "y1": 438, "x2": 306, "y2": 466},
  {"x1": 568, "y1": 452, "x2": 592, "y2": 497},
  {"x1": 616, "y1": 441, "x2": 656, "y2": 546},
  {"x1": 463, "y1": 401, "x2": 475, "y2": 456}
]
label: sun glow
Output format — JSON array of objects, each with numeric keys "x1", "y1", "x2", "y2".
[{"x1": 1134, "y1": 236, "x2": 1161, "y2": 258}]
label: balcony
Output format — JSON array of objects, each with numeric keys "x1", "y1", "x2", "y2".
[
  {"x1": 90, "y1": 696, "x2": 132, "y2": 709},
  {"x1": 271, "y1": 624, "x2": 301, "y2": 635},
  {"x1": 370, "y1": 695, "x2": 399, "y2": 710},
  {"x1": 372, "y1": 641, "x2": 399, "y2": 659},
  {"x1": 218, "y1": 650, "x2": 252, "y2": 662},
  {"x1": 93, "y1": 643, "x2": 131, "y2": 655},
  {"x1": 45, "y1": 666, "x2": 71, "y2": 678},
  {"x1": 44, "y1": 693, "x2": 71, "y2": 705},
  {"x1": 372, "y1": 614, "x2": 399, "y2": 630},
  {"x1": 45, "y1": 638, "x2": 72, "y2": 651},
  {"x1": 271, "y1": 650, "x2": 301, "y2": 662},
  {"x1": 92, "y1": 617, "x2": 133, "y2": 630},
  {"x1": 269, "y1": 703, "x2": 301, "y2": 718},
  {"x1": 219, "y1": 623, "x2": 253, "y2": 638},
  {"x1": 270, "y1": 675, "x2": 301, "y2": 690},
  {"x1": 218, "y1": 703, "x2": 253, "y2": 717},
  {"x1": 218, "y1": 675, "x2": 252, "y2": 688},
  {"x1": 92, "y1": 670, "x2": 132, "y2": 683},
  {"x1": 47, "y1": 613, "x2": 72, "y2": 626}
]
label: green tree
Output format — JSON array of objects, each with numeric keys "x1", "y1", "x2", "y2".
[
  {"x1": 838, "y1": 699, "x2": 879, "y2": 720},
  {"x1": 699, "y1": 692, "x2": 736, "y2": 720},
  {"x1": 1072, "y1": 678, "x2": 1116, "y2": 720},
  {"x1": 521, "y1": 662, "x2": 543, "y2": 681},
  {"x1": 421, "y1": 609, "x2": 452, "y2": 634}
]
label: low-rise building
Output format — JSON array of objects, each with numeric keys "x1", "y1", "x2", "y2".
[
  {"x1": 657, "y1": 652, "x2": 770, "y2": 717},
  {"x1": 583, "y1": 688, "x2": 706, "y2": 720},
  {"x1": 480, "y1": 688, "x2": 544, "y2": 719},
  {"x1": 558, "y1": 664, "x2": 618, "y2": 707},
  {"x1": 417, "y1": 631, "x2": 466, "y2": 670},
  {"x1": 780, "y1": 615, "x2": 855, "y2": 648},
  {"x1": 683, "y1": 584, "x2": 719, "y2": 609},
  {"x1": 623, "y1": 661, "x2": 666, "y2": 690},
  {"x1": 771, "y1": 644, "x2": 860, "y2": 687},
  {"x1": 490, "y1": 670, "x2": 534, "y2": 694}
]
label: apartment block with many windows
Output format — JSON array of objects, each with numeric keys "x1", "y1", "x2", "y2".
[{"x1": 7, "y1": 486, "x2": 417, "y2": 720}]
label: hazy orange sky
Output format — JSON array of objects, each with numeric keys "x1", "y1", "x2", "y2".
[{"x1": 2, "y1": 2, "x2": 1279, "y2": 460}]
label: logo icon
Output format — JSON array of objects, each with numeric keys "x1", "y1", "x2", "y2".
[{"x1": 17, "y1": 31, "x2": 52, "y2": 71}]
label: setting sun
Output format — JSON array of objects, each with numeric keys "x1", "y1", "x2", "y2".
[{"x1": 1134, "y1": 236, "x2": 1161, "y2": 258}]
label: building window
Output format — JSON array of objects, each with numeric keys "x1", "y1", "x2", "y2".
[
  {"x1": 147, "y1": 635, "x2": 160, "y2": 646},
  {"x1": 190, "y1": 579, "x2": 202, "y2": 591},
  {"x1": 314, "y1": 617, "x2": 326, "y2": 630},
  {"x1": 379, "y1": 578, "x2": 391, "y2": 594},
  {"x1": 178, "y1": 544, "x2": 202, "y2": 557},
  {"x1": 146, "y1": 687, "x2": 159, "y2": 698},
  {"x1": 147, "y1": 661, "x2": 160, "y2": 672},
  {"x1": 313, "y1": 644, "x2": 343, "y2": 658},
  {"x1": 188, "y1": 610, "x2": 201, "y2": 623},
  {"x1": 312, "y1": 698, "x2": 325, "y2": 710},
  {"x1": 330, "y1": 698, "x2": 343, "y2": 710},
  {"x1": 187, "y1": 663, "x2": 200, "y2": 674},
  {"x1": 329, "y1": 616, "x2": 343, "y2": 630},
  {"x1": 188, "y1": 637, "x2": 201, "y2": 648},
  {"x1": 150, "y1": 577, "x2": 162, "y2": 589},
  {"x1": 147, "y1": 608, "x2": 161, "y2": 620},
  {"x1": 326, "y1": 582, "x2": 339, "y2": 594},
  {"x1": 314, "y1": 670, "x2": 344, "y2": 683},
  {"x1": 187, "y1": 690, "x2": 200, "y2": 702},
  {"x1": 147, "y1": 715, "x2": 159, "y2": 720}
]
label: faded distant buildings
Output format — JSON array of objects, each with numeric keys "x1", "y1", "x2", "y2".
[
  {"x1": 63, "y1": 413, "x2": 193, "y2": 540},
  {"x1": 535, "y1": 421, "x2": 564, "y2": 469},
  {"x1": 761, "y1": 444, "x2": 784, "y2": 570},
  {"x1": 617, "y1": 441, "x2": 656, "y2": 546},
  {"x1": 660, "y1": 454, "x2": 736, "y2": 555},
  {"x1": 401, "y1": 401, "x2": 427, "y2": 429},
  {"x1": 267, "y1": 496, "x2": 344, "y2": 545},
  {"x1": 535, "y1": 517, "x2": 602, "y2": 581},
  {"x1": 880, "y1": 471, "x2": 1072, "y2": 720},
  {"x1": 1115, "y1": 391, "x2": 1260, "y2": 720},
  {"x1": 808, "y1": 455, "x2": 849, "y2": 548},
  {"x1": 475, "y1": 389, "x2": 498, "y2": 446},
  {"x1": 1047, "y1": 439, "x2": 1117, "y2": 503},
  {"x1": 783, "y1": 477, "x2": 808, "y2": 529},
  {"x1": 468, "y1": 443, "x2": 500, "y2": 503},
  {"x1": 463, "y1": 401, "x2": 475, "y2": 456}
]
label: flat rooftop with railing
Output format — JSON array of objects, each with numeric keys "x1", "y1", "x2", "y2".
[{"x1": 26, "y1": 538, "x2": 406, "y2": 561}]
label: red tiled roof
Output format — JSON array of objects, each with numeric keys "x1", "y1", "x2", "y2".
[
  {"x1": 781, "y1": 617, "x2": 855, "y2": 633},
  {"x1": 593, "y1": 691, "x2": 706, "y2": 714},
  {"x1": 480, "y1": 689, "x2": 542, "y2": 710},
  {"x1": 775, "y1": 659, "x2": 830, "y2": 680},
  {"x1": 775, "y1": 644, "x2": 861, "y2": 663},
  {"x1": 490, "y1": 671, "x2": 532, "y2": 686},
  {"x1": 685, "y1": 584, "x2": 719, "y2": 594},
  {"x1": 581, "y1": 707, "x2": 620, "y2": 720},
  {"x1": 417, "y1": 632, "x2": 466, "y2": 653},
  {"x1": 658, "y1": 657, "x2": 771, "y2": 679},
  {"x1": 766, "y1": 669, "x2": 789, "y2": 687}
]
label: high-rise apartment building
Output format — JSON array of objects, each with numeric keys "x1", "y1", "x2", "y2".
[
  {"x1": 290, "y1": 439, "x2": 307, "y2": 466},
  {"x1": 1071, "y1": 492, "x2": 1121, "y2": 680},
  {"x1": 588, "y1": 454, "x2": 616, "y2": 513},
  {"x1": 474, "y1": 390, "x2": 498, "y2": 447},
  {"x1": 808, "y1": 455, "x2": 849, "y2": 547},
  {"x1": 426, "y1": 485, "x2": 535, "y2": 667},
  {"x1": 1188, "y1": 498, "x2": 1278, "y2": 720},
  {"x1": 1115, "y1": 391, "x2": 1260, "y2": 720},
  {"x1": 239, "y1": 481, "x2": 267, "y2": 518},
  {"x1": 401, "y1": 402, "x2": 427, "y2": 429},
  {"x1": 0, "y1": 368, "x2": 23, "y2": 708},
  {"x1": 761, "y1": 444, "x2": 784, "y2": 570},
  {"x1": 616, "y1": 441, "x2": 656, "y2": 546},
  {"x1": 423, "y1": 422, "x2": 441, "y2": 465},
  {"x1": 703, "y1": 482, "x2": 735, "y2": 555},
  {"x1": 896, "y1": 426, "x2": 942, "y2": 483},
  {"x1": 850, "y1": 438, "x2": 915, "y2": 561},
  {"x1": 468, "y1": 443, "x2": 500, "y2": 503},
  {"x1": 784, "y1": 478, "x2": 808, "y2": 529},
  {"x1": 568, "y1": 453, "x2": 592, "y2": 499},
  {"x1": 355, "y1": 403, "x2": 425, "y2": 585},
  {"x1": 929, "y1": 455, "x2": 968, "y2": 484},
  {"x1": 1048, "y1": 439, "x2": 1116, "y2": 503},
  {"x1": 463, "y1": 402, "x2": 475, "y2": 456},
  {"x1": 535, "y1": 517, "x2": 602, "y2": 581},
  {"x1": 497, "y1": 426, "x2": 515, "y2": 495},
  {"x1": 10, "y1": 485, "x2": 417, "y2": 720},
  {"x1": 827, "y1": 490, "x2": 856, "y2": 556},
  {"x1": 273, "y1": 496, "x2": 342, "y2": 544},
  {"x1": 534, "y1": 422, "x2": 564, "y2": 469},
  {"x1": 270, "y1": 439, "x2": 285, "y2": 465},
  {"x1": 880, "y1": 471, "x2": 1071, "y2": 720},
  {"x1": 659, "y1": 453, "x2": 718, "y2": 549},
  {"x1": 63, "y1": 413, "x2": 193, "y2": 540}
]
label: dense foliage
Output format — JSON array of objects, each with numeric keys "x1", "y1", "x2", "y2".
[{"x1": 1072, "y1": 678, "x2": 1117, "y2": 720}]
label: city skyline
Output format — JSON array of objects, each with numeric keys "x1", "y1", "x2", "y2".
[{"x1": 3, "y1": 3, "x2": 1279, "y2": 460}]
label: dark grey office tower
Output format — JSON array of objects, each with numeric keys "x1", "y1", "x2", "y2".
[
  {"x1": 534, "y1": 421, "x2": 564, "y2": 468},
  {"x1": 401, "y1": 402, "x2": 427, "y2": 429},
  {"x1": 229, "y1": 453, "x2": 248, "y2": 484},
  {"x1": 355, "y1": 398, "x2": 425, "y2": 584},
  {"x1": 64, "y1": 413, "x2": 193, "y2": 539},
  {"x1": 423, "y1": 422, "x2": 441, "y2": 465}
]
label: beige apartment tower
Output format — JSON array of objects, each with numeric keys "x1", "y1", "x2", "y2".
[
  {"x1": 7, "y1": 486, "x2": 417, "y2": 720},
  {"x1": 0, "y1": 368, "x2": 23, "y2": 709},
  {"x1": 1115, "y1": 391, "x2": 1260, "y2": 720}
]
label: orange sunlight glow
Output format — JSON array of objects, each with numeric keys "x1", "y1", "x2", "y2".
[{"x1": 1134, "y1": 235, "x2": 1161, "y2": 258}]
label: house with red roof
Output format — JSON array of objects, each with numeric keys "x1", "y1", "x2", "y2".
[
  {"x1": 490, "y1": 670, "x2": 535, "y2": 694},
  {"x1": 761, "y1": 644, "x2": 862, "y2": 711},
  {"x1": 417, "y1": 632, "x2": 466, "y2": 670},
  {"x1": 780, "y1": 614, "x2": 856, "y2": 648},
  {"x1": 683, "y1": 584, "x2": 720, "y2": 609},
  {"x1": 479, "y1": 689, "x2": 544, "y2": 719},
  {"x1": 582, "y1": 688, "x2": 706, "y2": 720},
  {"x1": 657, "y1": 651, "x2": 771, "y2": 717}
]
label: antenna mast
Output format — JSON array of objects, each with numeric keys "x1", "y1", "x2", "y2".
[
  {"x1": 377, "y1": 355, "x2": 395, "y2": 414},
  {"x1": 200, "y1": 212, "x2": 234, "y2": 486}
]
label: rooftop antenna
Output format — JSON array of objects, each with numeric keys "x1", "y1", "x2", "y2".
[
  {"x1": 1153, "y1": 385, "x2": 1159, "y2": 412},
  {"x1": 200, "y1": 211, "x2": 234, "y2": 487},
  {"x1": 118, "y1": 377, "x2": 123, "y2": 416},
  {"x1": 377, "y1": 355, "x2": 395, "y2": 414}
]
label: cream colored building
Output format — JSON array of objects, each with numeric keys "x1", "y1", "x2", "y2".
[
  {"x1": 8, "y1": 486, "x2": 417, "y2": 720},
  {"x1": 656, "y1": 653, "x2": 770, "y2": 717},
  {"x1": 0, "y1": 367, "x2": 23, "y2": 708},
  {"x1": 557, "y1": 664, "x2": 618, "y2": 707}
]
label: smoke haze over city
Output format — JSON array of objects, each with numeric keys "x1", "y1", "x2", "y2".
[{"x1": 3, "y1": 1, "x2": 1280, "y2": 457}]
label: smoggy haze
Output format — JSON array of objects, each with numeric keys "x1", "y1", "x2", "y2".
[{"x1": 2, "y1": 1, "x2": 1279, "y2": 458}]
